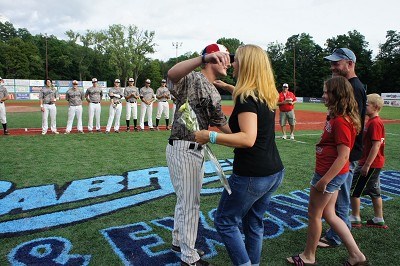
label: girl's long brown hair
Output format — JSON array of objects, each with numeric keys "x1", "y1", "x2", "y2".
[{"x1": 325, "y1": 76, "x2": 361, "y2": 133}]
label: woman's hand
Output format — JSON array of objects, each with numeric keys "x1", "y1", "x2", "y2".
[{"x1": 194, "y1": 130, "x2": 210, "y2": 145}]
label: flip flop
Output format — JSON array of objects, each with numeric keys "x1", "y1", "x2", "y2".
[
  {"x1": 287, "y1": 254, "x2": 318, "y2": 265},
  {"x1": 343, "y1": 260, "x2": 369, "y2": 266},
  {"x1": 317, "y1": 237, "x2": 340, "y2": 248}
]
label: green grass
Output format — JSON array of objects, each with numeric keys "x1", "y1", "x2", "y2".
[{"x1": 0, "y1": 102, "x2": 399, "y2": 265}]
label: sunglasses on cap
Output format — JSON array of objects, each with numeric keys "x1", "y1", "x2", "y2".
[{"x1": 333, "y1": 48, "x2": 352, "y2": 61}]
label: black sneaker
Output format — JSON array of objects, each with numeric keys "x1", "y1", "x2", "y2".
[
  {"x1": 126, "y1": 127, "x2": 130, "y2": 132},
  {"x1": 4, "y1": 130, "x2": 10, "y2": 135},
  {"x1": 134, "y1": 127, "x2": 139, "y2": 132},
  {"x1": 181, "y1": 258, "x2": 211, "y2": 266},
  {"x1": 364, "y1": 219, "x2": 388, "y2": 229},
  {"x1": 172, "y1": 245, "x2": 205, "y2": 257}
]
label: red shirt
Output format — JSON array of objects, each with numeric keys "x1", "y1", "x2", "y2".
[
  {"x1": 278, "y1": 91, "x2": 297, "y2": 112},
  {"x1": 359, "y1": 116, "x2": 385, "y2": 168},
  {"x1": 315, "y1": 116, "x2": 357, "y2": 176}
]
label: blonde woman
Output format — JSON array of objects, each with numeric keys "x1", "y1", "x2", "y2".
[{"x1": 195, "y1": 44, "x2": 284, "y2": 266}]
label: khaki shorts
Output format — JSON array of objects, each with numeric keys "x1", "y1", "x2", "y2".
[{"x1": 279, "y1": 110, "x2": 296, "y2": 126}]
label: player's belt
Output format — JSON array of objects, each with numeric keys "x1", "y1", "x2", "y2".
[
  {"x1": 91, "y1": 102, "x2": 100, "y2": 104},
  {"x1": 44, "y1": 103, "x2": 54, "y2": 105},
  {"x1": 168, "y1": 139, "x2": 202, "y2": 150},
  {"x1": 161, "y1": 100, "x2": 168, "y2": 102},
  {"x1": 129, "y1": 101, "x2": 136, "y2": 103}
]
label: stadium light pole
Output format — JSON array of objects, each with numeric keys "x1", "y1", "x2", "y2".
[
  {"x1": 293, "y1": 43, "x2": 296, "y2": 94},
  {"x1": 172, "y1": 42, "x2": 183, "y2": 60},
  {"x1": 45, "y1": 34, "x2": 49, "y2": 79}
]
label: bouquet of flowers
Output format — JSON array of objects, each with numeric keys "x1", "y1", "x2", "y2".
[{"x1": 179, "y1": 99, "x2": 232, "y2": 194}]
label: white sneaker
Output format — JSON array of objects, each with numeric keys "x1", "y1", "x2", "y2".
[
  {"x1": 290, "y1": 134, "x2": 295, "y2": 140},
  {"x1": 282, "y1": 135, "x2": 287, "y2": 140},
  {"x1": 52, "y1": 131, "x2": 59, "y2": 135},
  {"x1": 41, "y1": 131, "x2": 46, "y2": 135}
]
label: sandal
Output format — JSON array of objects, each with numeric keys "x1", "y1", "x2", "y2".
[
  {"x1": 317, "y1": 236, "x2": 340, "y2": 248},
  {"x1": 287, "y1": 254, "x2": 317, "y2": 265},
  {"x1": 343, "y1": 260, "x2": 369, "y2": 266}
]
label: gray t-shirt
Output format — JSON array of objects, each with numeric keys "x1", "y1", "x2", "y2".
[
  {"x1": 124, "y1": 86, "x2": 140, "y2": 103},
  {"x1": 66, "y1": 88, "x2": 84, "y2": 106},
  {"x1": 156, "y1": 86, "x2": 171, "y2": 102},
  {"x1": 109, "y1": 87, "x2": 123, "y2": 104},
  {"x1": 169, "y1": 71, "x2": 227, "y2": 141},
  {"x1": 0, "y1": 85, "x2": 8, "y2": 101},
  {"x1": 85, "y1": 86, "x2": 103, "y2": 103},
  {"x1": 39, "y1": 87, "x2": 58, "y2": 104},
  {"x1": 140, "y1": 86, "x2": 155, "y2": 102}
]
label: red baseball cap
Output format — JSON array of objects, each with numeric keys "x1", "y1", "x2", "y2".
[{"x1": 201, "y1": 43, "x2": 229, "y2": 55}]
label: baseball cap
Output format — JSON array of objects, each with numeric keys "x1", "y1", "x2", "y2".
[
  {"x1": 161, "y1": 79, "x2": 166, "y2": 83},
  {"x1": 324, "y1": 48, "x2": 356, "y2": 63},
  {"x1": 128, "y1": 78, "x2": 134, "y2": 82},
  {"x1": 0, "y1": 77, "x2": 2, "y2": 80},
  {"x1": 283, "y1": 83, "x2": 289, "y2": 88},
  {"x1": 72, "y1": 80, "x2": 79, "y2": 85},
  {"x1": 92, "y1": 78, "x2": 98, "y2": 83},
  {"x1": 201, "y1": 43, "x2": 234, "y2": 63},
  {"x1": 114, "y1": 79, "x2": 120, "y2": 83},
  {"x1": 145, "y1": 79, "x2": 151, "y2": 83}
]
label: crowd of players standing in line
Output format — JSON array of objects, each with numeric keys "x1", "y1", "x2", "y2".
[{"x1": 0, "y1": 76, "x2": 176, "y2": 135}]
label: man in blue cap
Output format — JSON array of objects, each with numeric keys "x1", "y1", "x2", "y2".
[{"x1": 318, "y1": 48, "x2": 367, "y2": 248}]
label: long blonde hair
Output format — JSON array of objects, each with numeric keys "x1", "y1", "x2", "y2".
[{"x1": 232, "y1": 44, "x2": 278, "y2": 110}]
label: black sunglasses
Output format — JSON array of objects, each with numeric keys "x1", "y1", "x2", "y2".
[{"x1": 333, "y1": 48, "x2": 352, "y2": 61}]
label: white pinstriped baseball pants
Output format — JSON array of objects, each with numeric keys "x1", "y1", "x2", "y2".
[
  {"x1": 42, "y1": 104, "x2": 57, "y2": 133},
  {"x1": 0, "y1": 102, "x2": 6, "y2": 124},
  {"x1": 166, "y1": 140, "x2": 204, "y2": 264},
  {"x1": 156, "y1": 101, "x2": 169, "y2": 119},
  {"x1": 125, "y1": 102, "x2": 138, "y2": 120},
  {"x1": 66, "y1": 105, "x2": 83, "y2": 132},
  {"x1": 106, "y1": 103, "x2": 122, "y2": 132},
  {"x1": 139, "y1": 102, "x2": 153, "y2": 129},
  {"x1": 88, "y1": 102, "x2": 101, "y2": 131}
]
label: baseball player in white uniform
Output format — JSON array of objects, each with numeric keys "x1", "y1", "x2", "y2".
[
  {"x1": 39, "y1": 78, "x2": 59, "y2": 135},
  {"x1": 124, "y1": 77, "x2": 140, "y2": 132},
  {"x1": 0, "y1": 77, "x2": 10, "y2": 135},
  {"x1": 139, "y1": 79, "x2": 155, "y2": 131},
  {"x1": 166, "y1": 43, "x2": 231, "y2": 266},
  {"x1": 155, "y1": 79, "x2": 171, "y2": 130},
  {"x1": 65, "y1": 80, "x2": 85, "y2": 134},
  {"x1": 85, "y1": 78, "x2": 103, "y2": 133},
  {"x1": 105, "y1": 79, "x2": 123, "y2": 133}
]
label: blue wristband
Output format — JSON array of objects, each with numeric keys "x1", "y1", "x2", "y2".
[
  {"x1": 209, "y1": 131, "x2": 218, "y2": 144},
  {"x1": 202, "y1": 53, "x2": 207, "y2": 64}
]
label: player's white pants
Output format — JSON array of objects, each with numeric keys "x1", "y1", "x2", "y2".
[
  {"x1": 66, "y1": 105, "x2": 83, "y2": 132},
  {"x1": 106, "y1": 103, "x2": 122, "y2": 132},
  {"x1": 166, "y1": 140, "x2": 204, "y2": 264},
  {"x1": 88, "y1": 102, "x2": 101, "y2": 131},
  {"x1": 126, "y1": 102, "x2": 138, "y2": 120},
  {"x1": 42, "y1": 104, "x2": 57, "y2": 133},
  {"x1": 156, "y1": 101, "x2": 169, "y2": 119},
  {"x1": 0, "y1": 102, "x2": 6, "y2": 124},
  {"x1": 171, "y1": 103, "x2": 176, "y2": 125},
  {"x1": 140, "y1": 102, "x2": 153, "y2": 129}
]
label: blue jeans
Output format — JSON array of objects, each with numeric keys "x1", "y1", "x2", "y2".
[
  {"x1": 325, "y1": 161, "x2": 358, "y2": 245},
  {"x1": 214, "y1": 170, "x2": 284, "y2": 266}
]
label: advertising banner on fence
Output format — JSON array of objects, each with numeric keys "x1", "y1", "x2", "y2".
[
  {"x1": 382, "y1": 93, "x2": 400, "y2": 107},
  {"x1": 15, "y1": 86, "x2": 30, "y2": 93},
  {"x1": 16, "y1": 93, "x2": 30, "y2": 100}
]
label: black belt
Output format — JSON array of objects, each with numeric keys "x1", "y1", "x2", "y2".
[
  {"x1": 128, "y1": 101, "x2": 137, "y2": 103},
  {"x1": 161, "y1": 100, "x2": 168, "y2": 102},
  {"x1": 168, "y1": 139, "x2": 202, "y2": 150},
  {"x1": 45, "y1": 103, "x2": 54, "y2": 105},
  {"x1": 91, "y1": 102, "x2": 100, "y2": 104}
]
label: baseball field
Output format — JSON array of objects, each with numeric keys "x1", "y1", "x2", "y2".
[{"x1": 0, "y1": 101, "x2": 399, "y2": 265}]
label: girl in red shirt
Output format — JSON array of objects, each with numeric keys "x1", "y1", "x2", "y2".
[{"x1": 287, "y1": 76, "x2": 368, "y2": 266}]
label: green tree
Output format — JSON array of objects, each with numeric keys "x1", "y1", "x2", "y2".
[
  {"x1": 372, "y1": 30, "x2": 400, "y2": 92},
  {"x1": 285, "y1": 33, "x2": 326, "y2": 96}
]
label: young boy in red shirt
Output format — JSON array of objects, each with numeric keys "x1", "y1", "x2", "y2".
[{"x1": 350, "y1": 93, "x2": 386, "y2": 228}]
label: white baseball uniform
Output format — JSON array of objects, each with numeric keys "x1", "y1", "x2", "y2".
[
  {"x1": 39, "y1": 86, "x2": 58, "y2": 134},
  {"x1": 65, "y1": 87, "x2": 84, "y2": 133},
  {"x1": 85, "y1": 85, "x2": 103, "y2": 131},
  {"x1": 139, "y1": 85, "x2": 155, "y2": 130},
  {"x1": 105, "y1": 87, "x2": 123, "y2": 132}
]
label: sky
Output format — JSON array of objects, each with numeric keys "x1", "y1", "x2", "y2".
[{"x1": 0, "y1": 0, "x2": 399, "y2": 61}]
